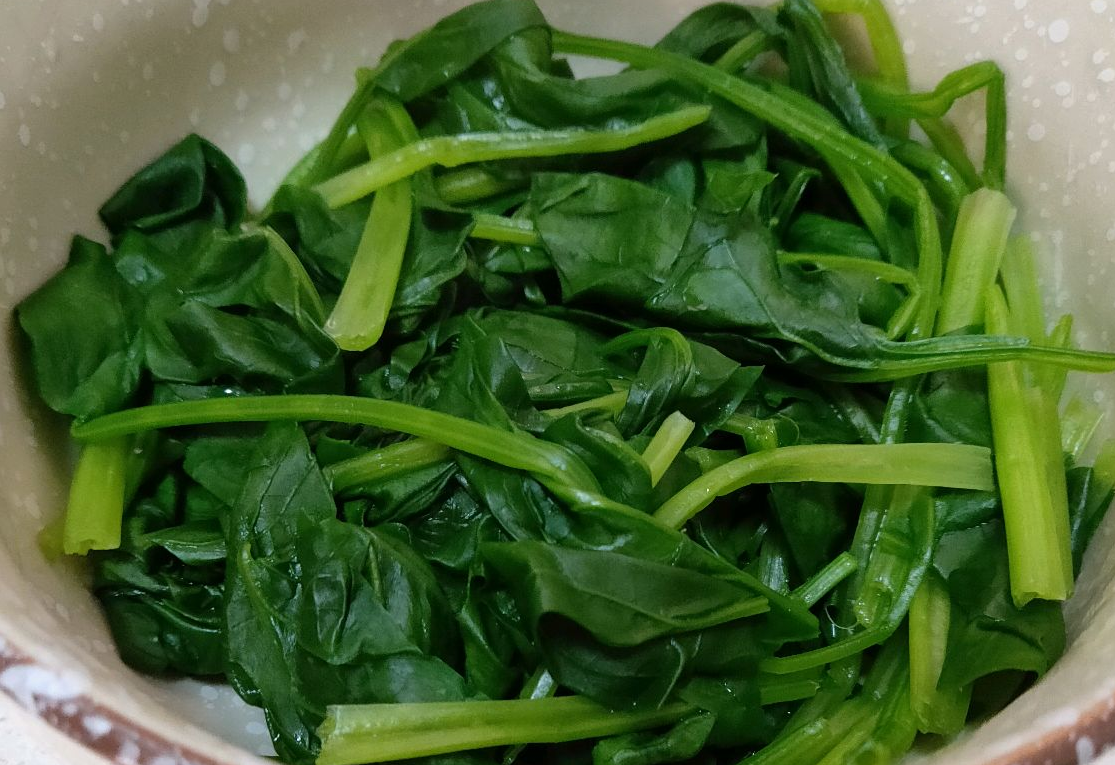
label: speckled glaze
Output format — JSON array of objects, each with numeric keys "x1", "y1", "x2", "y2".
[{"x1": 2, "y1": 1, "x2": 1115, "y2": 764}]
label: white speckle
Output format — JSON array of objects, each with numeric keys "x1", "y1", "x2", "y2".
[
  {"x1": 1027, "y1": 123, "x2": 1046, "y2": 141},
  {"x1": 1055, "y1": 80, "x2": 1073, "y2": 97},
  {"x1": 41, "y1": 37, "x2": 57, "y2": 63},
  {"x1": 1048, "y1": 19, "x2": 1070, "y2": 43},
  {"x1": 234, "y1": 89, "x2": 249, "y2": 111},
  {"x1": 92, "y1": 12, "x2": 105, "y2": 31},
  {"x1": 246, "y1": 720, "x2": 268, "y2": 736},
  {"x1": 237, "y1": 143, "x2": 255, "y2": 165},
  {"x1": 72, "y1": 34, "x2": 85, "y2": 42},
  {"x1": 1094, "y1": 49, "x2": 1109, "y2": 65},
  {"x1": 82, "y1": 715, "x2": 112, "y2": 739},
  {"x1": 1092, "y1": 0, "x2": 1108, "y2": 12},
  {"x1": 903, "y1": 39, "x2": 916, "y2": 55},
  {"x1": 191, "y1": 0, "x2": 210, "y2": 28},
  {"x1": 1077, "y1": 736, "x2": 1096, "y2": 763},
  {"x1": 141, "y1": 62, "x2": 154, "y2": 80},
  {"x1": 1015, "y1": 48, "x2": 1029, "y2": 61},
  {"x1": 0, "y1": 665, "x2": 87, "y2": 710},
  {"x1": 209, "y1": 60, "x2": 226, "y2": 87},
  {"x1": 223, "y1": 27, "x2": 240, "y2": 53},
  {"x1": 277, "y1": 82, "x2": 292, "y2": 100},
  {"x1": 188, "y1": 107, "x2": 201, "y2": 126},
  {"x1": 17, "y1": 124, "x2": 30, "y2": 147},
  {"x1": 0, "y1": 92, "x2": 5, "y2": 110},
  {"x1": 1100, "y1": 68, "x2": 1115, "y2": 83},
  {"x1": 117, "y1": 738, "x2": 141, "y2": 765},
  {"x1": 119, "y1": 130, "x2": 130, "y2": 145},
  {"x1": 287, "y1": 28, "x2": 307, "y2": 53}
]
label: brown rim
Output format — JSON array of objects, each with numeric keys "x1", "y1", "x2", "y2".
[
  {"x1": 0, "y1": 634, "x2": 248, "y2": 765},
  {"x1": 1, "y1": 629, "x2": 1113, "y2": 765},
  {"x1": 986, "y1": 694, "x2": 1115, "y2": 765}
]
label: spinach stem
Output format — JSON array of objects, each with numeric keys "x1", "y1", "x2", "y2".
[
  {"x1": 654, "y1": 443, "x2": 994, "y2": 529},
  {"x1": 712, "y1": 30, "x2": 771, "y2": 73},
  {"x1": 436, "y1": 167, "x2": 522, "y2": 205},
  {"x1": 721, "y1": 413, "x2": 781, "y2": 453},
  {"x1": 502, "y1": 669, "x2": 558, "y2": 765},
  {"x1": 543, "y1": 390, "x2": 629, "y2": 419},
  {"x1": 316, "y1": 697, "x2": 694, "y2": 765},
  {"x1": 642, "y1": 411, "x2": 696, "y2": 486},
  {"x1": 325, "y1": 438, "x2": 452, "y2": 493},
  {"x1": 471, "y1": 213, "x2": 541, "y2": 247},
  {"x1": 999, "y1": 236, "x2": 1045, "y2": 342},
  {"x1": 908, "y1": 570, "x2": 969, "y2": 734},
  {"x1": 986, "y1": 287, "x2": 1074, "y2": 605},
  {"x1": 794, "y1": 552, "x2": 858, "y2": 608},
  {"x1": 858, "y1": 61, "x2": 1007, "y2": 188},
  {"x1": 761, "y1": 626, "x2": 892, "y2": 675},
  {"x1": 71, "y1": 395, "x2": 600, "y2": 496},
  {"x1": 314, "y1": 106, "x2": 712, "y2": 208},
  {"x1": 326, "y1": 96, "x2": 417, "y2": 351},
  {"x1": 62, "y1": 437, "x2": 129, "y2": 555},
  {"x1": 852, "y1": 484, "x2": 935, "y2": 628},
  {"x1": 936, "y1": 189, "x2": 1016, "y2": 334}
]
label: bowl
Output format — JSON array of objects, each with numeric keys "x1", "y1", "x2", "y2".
[{"x1": 2, "y1": 1, "x2": 1115, "y2": 763}]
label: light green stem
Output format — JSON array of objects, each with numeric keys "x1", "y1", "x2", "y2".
[
  {"x1": 642, "y1": 411, "x2": 696, "y2": 486},
  {"x1": 325, "y1": 97, "x2": 417, "y2": 351},
  {"x1": 317, "y1": 697, "x2": 693, "y2": 765},
  {"x1": 986, "y1": 288, "x2": 1073, "y2": 605},
  {"x1": 71, "y1": 395, "x2": 599, "y2": 496},
  {"x1": 471, "y1": 213, "x2": 541, "y2": 246},
  {"x1": 63, "y1": 437, "x2": 129, "y2": 555},
  {"x1": 436, "y1": 167, "x2": 523, "y2": 205},
  {"x1": 936, "y1": 188, "x2": 1016, "y2": 334},
  {"x1": 794, "y1": 552, "x2": 858, "y2": 608},
  {"x1": 325, "y1": 438, "x2": 452, "y2": 493},
  {"x1": 654, "y1": 443, "x2": 994, "y2": 529},
  {"x1": 314, "y1": 106, "x2": 711, "y2": 208}
]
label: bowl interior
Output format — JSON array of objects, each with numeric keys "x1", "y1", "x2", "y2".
[{"x1": 2, "y1": 1, "x2": 1115, "y2": 763}]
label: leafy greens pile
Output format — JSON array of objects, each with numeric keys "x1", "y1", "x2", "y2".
[{"x1": 16, "y1": 1, "x2": 1115, "y2": 764}]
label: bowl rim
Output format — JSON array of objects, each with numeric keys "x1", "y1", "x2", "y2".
[{"x1": 0, "y1": 635, "x2": 265, "y2": 765}]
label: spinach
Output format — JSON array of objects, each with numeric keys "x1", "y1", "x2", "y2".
[{"x1": 16, "y1": 1, "x2": 1115, "y2": 764}]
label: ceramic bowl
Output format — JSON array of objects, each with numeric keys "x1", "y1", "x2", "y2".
[{"x1": 2, "y1": 1, "x2": 1115, "y2": 763}]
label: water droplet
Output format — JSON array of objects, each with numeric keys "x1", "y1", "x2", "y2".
[
  {"x1": 287, "y1": 28, "x2": 307, "y2": 54},
  {"x1": 209, "y1": 60, "x2": 226, "y2": 87},
  {"x1": 92, "y1": 12, "x2": 105, "y2": 31},
  {"x1": 1099, "y1": 67, "x2": 1115, "y2": 82},
  {"x1": 1027, "y1": 123, "x2": 1046, "y2": 141},
  {"x1": 1048, "y1": 19, "x2": 1070, "y2": 43},
  {"x1": 223, "y1": 27, "x2": 240, "y2": 54},
  {"x1": 192, "y1": 0, "x2": 210, "y2": 28}
]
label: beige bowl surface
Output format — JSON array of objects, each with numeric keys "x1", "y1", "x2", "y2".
[{"x1": 2, "y1": 1, "x2": 1115, "y2": 763}]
